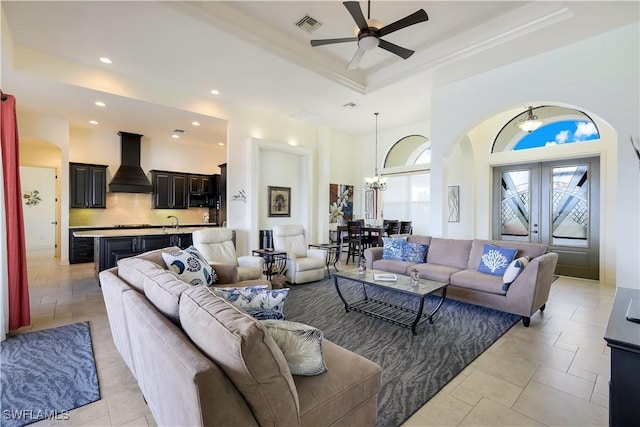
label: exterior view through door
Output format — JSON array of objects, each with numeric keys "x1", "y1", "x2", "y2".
[{"x1": 493, "y1": 157, "x2": 600, "y2": 280}]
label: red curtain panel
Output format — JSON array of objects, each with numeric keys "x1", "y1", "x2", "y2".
[{"x1": 1, "y1": 93, "x2": 30, "y2": 330}]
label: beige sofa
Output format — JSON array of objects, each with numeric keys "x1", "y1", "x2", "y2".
[
  {"x1": 364, "y1": 236, "x2": 559, "y2": 326},
  {"x1": 99, "y1": 247, "x2": 382, "y2": 426}
]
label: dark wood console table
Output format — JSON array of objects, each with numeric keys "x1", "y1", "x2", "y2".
[{"x1": 604, "y1": 286, "x2": 640, "y2": 426}]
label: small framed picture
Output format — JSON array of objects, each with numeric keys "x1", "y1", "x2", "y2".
[
  {"x1": 268, "y1": 186, "x2": 291, "y2": 217},
  {"x1": 448, "y1": 185, "x2": 460, "y2": 222}
]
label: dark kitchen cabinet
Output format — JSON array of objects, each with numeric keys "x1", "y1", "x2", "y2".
[
  {"x1": 188, "y1": 175, "x2": 211, "y2": 194},
  {"x1": 151, "y1": 171, "x2": 188, "y2": 209},
  {"x1": 218, "y1": 163, "x2": 227, "y2": 224},
  {"x1": 139, "y1": 234, "x2": 191, "y2": 251},
  {"x1": 70, "y1": 163, "x2": 107, "y2": 208},
  {"x1": 95, "y1": 233, "x2": 194, "y2": 273},
  {"x1": 94, "y1": 236, "x2": 139, "y2": 276},
  {"x1": 69, "y1": 229, "x2": 95, "y2": 264}
]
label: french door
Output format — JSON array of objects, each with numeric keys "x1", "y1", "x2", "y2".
[{"x1": 492, "y1": 157, "x2": 600, "y2": 279}]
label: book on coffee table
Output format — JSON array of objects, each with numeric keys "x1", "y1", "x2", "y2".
[{"x1": 374, "y1": 273, "x2": 397, "y2": 281}]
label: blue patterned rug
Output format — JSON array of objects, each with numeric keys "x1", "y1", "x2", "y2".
[
  {"x1": 1, "y1": 322, "x2": 100, "y2": 427},
  {"x1": 284, "y1": 278, "x2": 520, "y2": 427}
]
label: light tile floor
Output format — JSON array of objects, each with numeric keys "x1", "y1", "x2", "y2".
[{"x1": 14, "y1": 249, "x2": 613, "y2": 426}]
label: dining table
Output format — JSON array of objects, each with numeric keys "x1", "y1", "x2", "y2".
[{"x1": 336, "y1": 225, "x2": 384, "y2": 249}]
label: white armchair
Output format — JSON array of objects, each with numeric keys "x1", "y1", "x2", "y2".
[
  {"x1": 192, "y1": 228, "x2": 264, "y2": 281},
  {"x1": 272, "y1": 224, "x2": 326, "y2": 284}
]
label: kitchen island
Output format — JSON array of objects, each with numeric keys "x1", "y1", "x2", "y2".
[{"x1": 73, "y1": 225, "x2": 221, "y2": 277}]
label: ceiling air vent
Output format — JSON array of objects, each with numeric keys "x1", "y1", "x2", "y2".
[{"x1": 295, "y1": 14, "x2": 322, "y2": 33}]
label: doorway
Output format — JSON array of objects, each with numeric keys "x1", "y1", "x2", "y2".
[
  {"x1": 19, "y1": 166, "x2": 57, "y2": 251},
  {"x1": 492, "y1": 157, "x2": 600, "y2": 279}
]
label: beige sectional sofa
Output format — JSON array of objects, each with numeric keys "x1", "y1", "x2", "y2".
[
  {"x1": 364, "y1": 236, "x2": 559, "y2": 326},
  {"x1": 99, "y1": 247, "x2": 382, "y2": 426}
]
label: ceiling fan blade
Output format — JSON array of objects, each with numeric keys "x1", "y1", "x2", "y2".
[
  {"x1": 310, "y1": 37, "x2": 358, "y2": 47},
  {"x1": 344, "y1": 1, "x2": 369, "y2": 32},
  {"x1": 378, "y1": 39, "x2": 414, "y2": 59},
  {"x1": 377, "y1": 9, "x2": 428, "y2": 37},
  {"x1": 347, "y1": 48, "x2": 365, "y2": 70}
]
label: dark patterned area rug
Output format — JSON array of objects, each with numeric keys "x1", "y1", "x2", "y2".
[
  {"x1": 1, "y1": 322, "x2": 100, "y2": 427},
  {"x1": 284, "y1": 278, "x2": 520, "y2": 427}
]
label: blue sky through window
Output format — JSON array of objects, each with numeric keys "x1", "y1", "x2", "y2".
[{"x1": 515, "y1": 120, "x2": 599, "y2": 150}]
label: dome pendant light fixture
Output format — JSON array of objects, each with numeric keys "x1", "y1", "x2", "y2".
[
  {"x1": 365, "y1": 112, "x2": 387, "y2": 191},
  {"x1": 516, "y1": 106, "x2": 543, "y2": 133}
]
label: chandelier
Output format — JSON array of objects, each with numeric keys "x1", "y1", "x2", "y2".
[
  {"x1": 365, "y1": 112, "x2": 387, "y2": 191},
  {"x1": 515, "y1": 106, "x2": 543, "y2": 133}
]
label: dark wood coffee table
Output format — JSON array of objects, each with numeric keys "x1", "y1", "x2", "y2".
[{"x1": 333, "y1": 269, "x2": 448, "y2": 335}]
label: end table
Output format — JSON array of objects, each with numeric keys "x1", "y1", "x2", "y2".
[
  {"x1": 251, "y1": 249, "x2": 287, "y2": 281},
  {"x1": 308, "y1": 243, "x2": 340, "y2": 276}
]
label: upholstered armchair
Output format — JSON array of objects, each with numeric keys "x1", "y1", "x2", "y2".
[
  {"x1": 272, "y1": 224, "x2": 326, "y2": 284},
  {"x1": 192, "y1": 228, "x2": 264, "y2": 281}
]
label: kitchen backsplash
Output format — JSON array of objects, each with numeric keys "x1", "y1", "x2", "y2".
[{"x1": 69, "y1": 192, "x2": 211, "y2": 227}]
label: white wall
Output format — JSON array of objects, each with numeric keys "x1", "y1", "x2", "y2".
[
  {"x1": 226, "y1": 105, "x2": 361, "y2": 256},
  {"x1": 17, "y1": 111, "x2": 70, "y2": 262},
  {"x1": 432, "y1": 23, "x2": 640, "y2": 289}
]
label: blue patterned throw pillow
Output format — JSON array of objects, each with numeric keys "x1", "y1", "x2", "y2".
[
  {"x1": 162, "y1": 246, "x2": 217, "y2": 286},
  {"x1": 502, "y1": 256, "x2": 530, "y2": 291},
  {"x1": 402, "y1": 242, "x2": 428, "y2": 263},
  {"x1": 382, "y1": 237, "x2": 407, "y2": 260},
  {"x1": 213, "y1": 286, "x2": 289, "y2": 320},
  {"x1": 477, "y1": 244, "x2": 518, "y2": 276}
]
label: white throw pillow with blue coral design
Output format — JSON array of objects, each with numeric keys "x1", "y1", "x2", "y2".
[
  {"x1": 162, "y1": 246, "x2": 217, "y2": 286},
  {"x1": 477, "y1": 243, "x2": 518, "y2": 276}
]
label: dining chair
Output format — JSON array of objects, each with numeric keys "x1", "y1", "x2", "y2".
[
  {"x1": 399, "y1": 220, "x2": 413, "y2": 235},
  {"x1": 383, "y1": 220, "x2": 399, "y2": 236},
  {"x1": 346, "y1": 221, "x2": 366, "y2": 265}
]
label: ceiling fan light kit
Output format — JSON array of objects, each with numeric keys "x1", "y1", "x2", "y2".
[{"x1": 310, "y1": 0, "x2": 429, "y2": 69}]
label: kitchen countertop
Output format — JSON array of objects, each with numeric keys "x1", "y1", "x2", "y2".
[
  {"x1": 70, "y1": 223, "x2": 219, "y2": 230},
  {"x1": 73, "y1": 226, "x2": 217, "y2": 238}
]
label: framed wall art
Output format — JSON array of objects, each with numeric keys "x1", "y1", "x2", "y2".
[
  {"x1": 448, "y1": 185, "x2": 460, "y2": 222},
  {"x1": 329, "y1": 183, "x2": 354, "y2": 223},
  {"x1": 268, "y1": 186, "x2": 291, "y2": 217},
  {"x1": 365, "y1": 190, "x2": 375, "y2": 219}
]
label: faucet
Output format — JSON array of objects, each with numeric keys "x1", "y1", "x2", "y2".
[{"x1": 167, "y1": 215, "x2": 179, "y2": 230}]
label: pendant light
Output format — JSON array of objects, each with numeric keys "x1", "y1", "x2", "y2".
[
  {"x1": 516, "y1": 106, "x2": 543, "y2": 133},
  {"x1": 365, "y1": 112, "x2": 387, "y2": 191}
]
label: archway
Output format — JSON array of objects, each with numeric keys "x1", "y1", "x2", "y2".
[{"x1": 442, "y1": 103, "x2": 618, "y2": 282}]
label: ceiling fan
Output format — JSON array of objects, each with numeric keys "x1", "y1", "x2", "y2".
[{"x1": 310, "y1": 0, "x2": 429, "y2": 70}]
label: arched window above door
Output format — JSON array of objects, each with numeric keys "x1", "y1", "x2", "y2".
[
  {"x1": 384, "y1": 135, "x2": 430, "y2": 167},
  {"x1": 492, "y1": 106, "x2": 600, "y2": 153}
]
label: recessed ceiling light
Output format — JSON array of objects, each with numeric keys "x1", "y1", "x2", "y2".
[
  {"x1": 89, "y1": 120, "x2": 99, "y2": 125},
  {"x1": 99, "y1": 57, "x2": 112, "y2": 64},
  {"x1": 218, "y1": 142, "x2": 225, "y2": 146},
  {"x1": 94, "y1": 101, "x2": 106, "y2": 107},
  {"x1": 210, "y1": 89, "x2": 220, "y2": 95},
  {"x1": 192, "y1": 121, "x2": 200, "y2": 126},
  {"x1": 171, "y1": 134, "x2": 180, "y2": 139}
]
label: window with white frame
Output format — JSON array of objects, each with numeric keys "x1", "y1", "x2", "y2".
[{"x1": 382, "y1": 172, "x2": 430, "y2": 235}]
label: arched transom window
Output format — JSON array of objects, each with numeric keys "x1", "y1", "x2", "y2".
[
  {"x1": 492, "y1": 106, "x2": 600, "y2": 153},
  {"x1": 384, "y1": 135, "x2": 430, "y2": 167}
]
